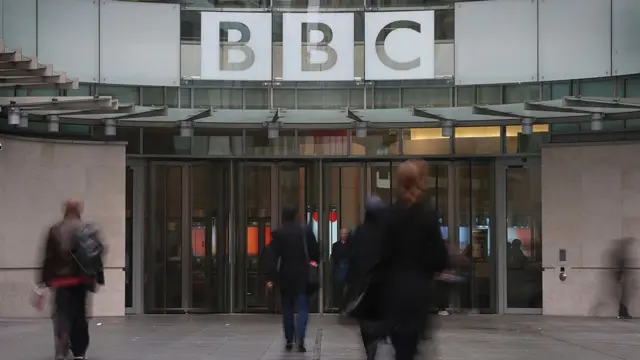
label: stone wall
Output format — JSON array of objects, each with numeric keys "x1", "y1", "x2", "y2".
[{"x1": 0, "y1": 135, "x2": 126, "y2": 317}]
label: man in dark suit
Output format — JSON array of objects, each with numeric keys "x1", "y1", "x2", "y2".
[{"x1": 267, "y1": 207, "x2": 320, "y2": 352}]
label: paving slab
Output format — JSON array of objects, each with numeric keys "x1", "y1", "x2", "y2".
[{"x1": 0, "y1": 314, "x2": 638, "y2": 360}]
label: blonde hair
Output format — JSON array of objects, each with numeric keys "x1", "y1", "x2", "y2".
[{"x1": 396, "y1": 161, "x2": 423, "y2": 205}]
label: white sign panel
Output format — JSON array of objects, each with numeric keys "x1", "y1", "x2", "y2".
[
  {"x1": 365, "y1": 11, "x2": 435, "y2": 80},
  {"x1": 201, "y1": 12, "x2": 272, "y2": 81},
  {"x1": 282, "y1": 12, "x2": 354, "y2": 81}
]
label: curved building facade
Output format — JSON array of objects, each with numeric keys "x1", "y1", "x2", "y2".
[{"x1": 1, "y1": 0, "x2": 639, "y2": 317}]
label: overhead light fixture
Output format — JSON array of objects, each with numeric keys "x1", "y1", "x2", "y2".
[
  {"x1": 521, "y1": 118, "x2": 533, "y2": 135},
  {"x1": 355, "y1": 122, "x2": 368, "y2": 138},
  {"x1": 48, "y1": 114, "x2": 59, "y2": 132},
  {"x1": 267, "y1": 122, "x2": 280, "y2": 139},
  {"x1": 8, "y1": 106, "x2": 19, "y2": 125},
  {"x1": 591, "y1": 113, "x2": 603, "y2": 131},
  {"x1": 179, "y1": 120, "x2": 193, "y2": 137},
  {"x1": 104, "y1": 118, "x2": 116, "y2": 136},
  {"x1": 19, "y1": 111, "x2": 28, "y2": 128},
  {"x1": 441, "y1": 120, "x2": 453, "y2": 137}
]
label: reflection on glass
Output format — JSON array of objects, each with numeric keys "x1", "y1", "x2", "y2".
[
  {"x1": 350, "y1": 129, "x2": 400, "y2": 155},
  {"x1": 506, "y1": 166, "x2": 542, "y2": 309},
  {"x1": 273, "y1": 0, "x2": 362, "y2": 8},
  {"x1": 299, "y1": 130, "x2": 348, "y2": 156},
  {"x1": 192, "y1": 129, "x2": 243, "y2": 156},
  {"x1": 369, "y1": 163, "x2": 393, "y2": 205},
  {"x1": 143, "y1": 128, "x2": 191, "y2": 155},
  {"x1": 403, "y1": 128, "x2": 451, "y2": 155},
  {"x1": 245, "y1": 130, "x2": 296, "y2": 156},
  {"x1": 505, "y1": 125, "x2": 549, "y2": 153},
  {"x1": 454, "y1": 126, "x2": 501, "y2": 154}
]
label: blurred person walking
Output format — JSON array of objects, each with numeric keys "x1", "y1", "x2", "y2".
[
  {"x1": 267, "y1": 207, "x2": 320, "y2": 352},
  {"x1": 611, "y1": 238, "x2": 635, "y2": 319},
  {"x1": 39, "y1": 199, "x2": 105, "y2": 360},
  {"x1": 377, "y1": 161, "x2": 449, "y2": 360},
  {"x1": 331, "y1": 228, "x2": 352, "y2": 310}
]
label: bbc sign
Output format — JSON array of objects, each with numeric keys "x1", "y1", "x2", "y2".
[{"x1": 200, "y1": 11, "x2": 435, "y2": 81}]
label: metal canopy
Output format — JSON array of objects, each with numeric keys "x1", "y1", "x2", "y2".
[{"x1": 4, "y1": 96, "x2": 640, "y2": 132}]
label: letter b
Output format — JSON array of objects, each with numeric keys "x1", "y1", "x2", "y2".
[
  {"x1": 301, "y1": 22, "x2": 337, "y2": 72},
  {"x1": 220, "y1": 22, "x2": 255, "y2": 71}
]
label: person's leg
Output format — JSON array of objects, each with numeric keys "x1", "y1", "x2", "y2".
[
  {"x1": 280, "y1": 294, "x2": 295, "y2": 348},
  {"x1": 53, "y1": 287, "x2": 72, "y2": 360},
  {"x1": 69, "y1": 286, "x2": 90, "y2": 358},
  {"x1": 295, "y1": 292, "x2": 310, "y2": 351},
  {"x1": 360, "y1": 324, "x2": 378, "y2": 360},
  {"x1": 390, "y1": 331, "x2": 420, "y2": 360}
]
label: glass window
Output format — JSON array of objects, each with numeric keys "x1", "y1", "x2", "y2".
[
  {"x1": 180, "y1": 88, "x2": 191, "y2": 108},
  {"x1": 166, "y1": 87, "x2": 179, "y2": 107},
  {"x1": 272, "y1": 0, "x2": 361, "y2": 8},
  {"x1": 92, "y1": 126, "x2": 141, "y2": 154},
  {"x1": 402, "y1": 128, "x2": 451, "y2": 155},
  {"x1": 192, "y1": 129, "x2": 243, "y2": 156},
  {"x1": 374, "y1": 88, "x2": 400, "y2": 109},
  {"x1": 504, "y1": 84, "x2": 540, "y2": 104},
  {"x1": 245, "y1": 88, "x2": 269, "y2": 109},
  {"x1": 456, "y1": 86, "x2": 474, "y2": 106},
  {"x1": 476, "y1": 86, "x2": 501, "y2": 105},
  {"x1": 97, "y1": 85, "x2": 140, "y2": 104},
  {"x1": 505, "y1": 124, "x2": 549, "y2": 154},
  {"x1": 143, "y1": 128, "x2": 191, "y2": 155},
  {"x1": 180, "y1": 10, "x2": 200, "y2": 41},
  {"x1": 454, "y1": 126, "x2": 501, "y2": 154},
  {"x1": 542, "y1": 82, "x2": 571, "y2": 100},
  {"x1": 142, "y1": 87, "x2": 164, "y2": 106},
  {"x1": 298, "y1": 130, "x2": 348, "y2": 156},
  {"x1": 401, "y1": 87, "x2": 450, "y2": 107},
  {"x1": 298, "y1": 89, "x2": 349, "y2": 109},
  {"x1": 194, "y1": 88, "x2": 243, "y2": 109},
  {"x1": 579, "y1": 78, "x2": 614, "y2": 97},
  {"x1": 625, "y1": 77, "x2": 640, "y2": 97},
  {"x1": 245, "y1": 129, "x2": 296, "y2": 156},
  {"x1": 349, "y1": 88, "x2": 365, "y2": 108},
  {"x1": 273, "y1": 89, "x2": 295, "y2": 109},
  {"x1": 350, "y1": 129, "x2": 400, "y2": 156}
]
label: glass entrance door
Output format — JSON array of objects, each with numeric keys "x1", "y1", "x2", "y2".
[
  {"x1": 497, "y1": 158, "x2": 543, "y2": 314},
  {"x1": 235, "y1": 162, "x2": 317, "y2": 313},
  {"x1": 146, "y1": 162, "x2": 229, "y2": 313}
]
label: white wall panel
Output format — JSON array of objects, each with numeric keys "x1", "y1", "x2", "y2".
[
  {"x1": 1, "y1": 0, "x2": 36, "y2": 56},
  {"x1": 539, "y1": 0, "x2": 612, "y2": 82},
  {"x1": 37, "y1": 0, "x2": 99, "y2": 82},
  {"x1": 455, "y1": 0, "x2": 537, "y2": 85},
  {"x1": 99, "y1": 0, "x2": 180, "y2": 86},
  {"x1": 612, "y1": 0, "x2": 640, "y2": 76}
]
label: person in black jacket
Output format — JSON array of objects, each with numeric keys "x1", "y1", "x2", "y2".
[
  {"x1": 377, "y1": 161, "x2": 449, "y2": 360},
  {"x1": 267, "y1": 207, "x2": 320, "y2": 352}
]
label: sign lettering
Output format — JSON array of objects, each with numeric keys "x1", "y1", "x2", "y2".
[
  {"x1": 300, "y1": 22, "x2": 337, "y2": 71},
  {"x1": 219, "y1": 22, "x2": 254, "y2": 71}
]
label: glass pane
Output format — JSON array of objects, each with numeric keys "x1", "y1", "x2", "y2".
[
  {"x1": 579, "y1": 78, "x2": 614, "y2": 97},
  {"x1": 142, "y1": 87, "x2": 164, "y2": 106},
  {"x1": 625, "y1": 78, "x2": 640, "y2": 97},
  {"x1": 245, "y1": 88, "x2": 269, "y2": 109},
  {"x1": 401, "y1": 87, "x2": 451, "y2": 107},
  {"x1": 125, "y1": 167, "x2": 133, "y2": 309},
  {"x1": 298, "y1": 130, "x2": 348, "y2": 156},
  {"x1": 455, "y1": 127, "x2": 501, "y2": 154},
  {"x1": 180, "y1": 88, "x2": 191, "y2": 108},
  {"x1": 245, "y1": 129, "x2": 296, "y2": 156},
  {"x1": 192, "y1": 129, "x2": 243, "y2": 156},
  {"x1": 298, "y1": 89, "x2": 349, "y2": 109},
  {"x1": 273, "y1": 0, "x2": 361, "y2": 8},
  {"x1": 67, "y1": 83, "x2": 92, "y2": 96},
  {"x1": 477, "y1": 86, "x2": 501, "y2": 105},
  {"x1": 506, "y1": 165, "x2": 542, "y2": 309},
  {"x1": 273, "y1": 89, "x2": 295, "y2": 109},
  {"x1": 504, "y1": 84, "x2": 539, "y2": 104},
  {"x1": 92, "y1": 126, "x2": 141, "y2": 154},
  {"x1": 350, "y1": 129, "x2": 400, "y2": 155},
  {"x1": 181, "y1": 10, "x2": 201, "y2": 41},
  {"x1": 97, "y1": 85, "x2": 140, "y2": 104},
  {"x1": 167, "y1": 87, "x2": 179, "y2": 107},
  {"x1": 542, "y1": 82, "x2": 570, "y2": 100},
  {"x1": 374, "y1": 88, "x2": 400, "y2": 109},
  {"x1": 349, "y1": 88, "x2": 365, "y2": 108},
  {"x1": 457, "y1": 86, "x2": 474, "y2": 106},
  {"x1": 402, "y1": 128, "x2": 450, "y2": 155},
  {"x1": 194, "y1": 88, "x2": 243, "y2": 109},
  {"x1": 505, "y1": 125, "x2": 550, "y2": 153},
  {"x1": 143, "y1": 128, "x2": 191, "y2": 155},
  {"x1": 369, "y1": 163, "x2": 392, "y2": 205}
]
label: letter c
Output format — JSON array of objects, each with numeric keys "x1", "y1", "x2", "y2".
[{"x1": 375, "y1": 20, "x2": 421, "y2": 71}]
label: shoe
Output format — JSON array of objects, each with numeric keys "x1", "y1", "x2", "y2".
[
  {"x1": 73, "y1": 356, "x2": 88, "y2": 360},
  {"x1": 285, "y1": 342, "x2": 293, "y2": 351},
  {"x1": 297, "y1": 344, "x2": 306, "y2": 353},
  {"x1": 618, "y1": 315, "x2": 632, "y2": 320},
  {"x1": 438, "y1": 310, "x2": 450, "y2": 316}
]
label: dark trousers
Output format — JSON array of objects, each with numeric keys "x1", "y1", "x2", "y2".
[
  {"x1": 618, "y1": 278, "x2": 631, "y2": 317},
  {"x1": 436, "y1": 280, "x2": 451, "y2": 310},
  {"x1": 53, "y1": 285, "x2": 89, "y2": 358},
  {"x1": 390, "y1": 331, "x2": 421, "y2": 360},
  {"x1": 360, "y1": 324, "x2": 380, "y2": 360},
  {"x1": 281, "y1": 292, "x2": 309, "y2": 345}
]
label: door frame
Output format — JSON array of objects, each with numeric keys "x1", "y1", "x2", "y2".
[
  {"x1": 126, "y1": 159, "x2": 145, "y2": 315},
  {"x1": 495, "y1": 157, "x2": 542, "y2": 315}
]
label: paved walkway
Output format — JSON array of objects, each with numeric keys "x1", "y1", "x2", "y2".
[{"x1": 0, "y1": 315, "x2": 638, "y2": 360}]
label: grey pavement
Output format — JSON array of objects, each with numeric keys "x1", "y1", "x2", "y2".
[{"x1": 0, "y1": 314, "x2": 638, "y2": 360}]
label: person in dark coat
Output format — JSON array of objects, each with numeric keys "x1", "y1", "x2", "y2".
[
  {"x1": 267, "y1": 207, "x2": 320, "y2": 352},
  {"x1": 344, "y1": 195, "x2": 388, "y2": 360},
  {"x1": 377, "y1": 161, "x2": 449, "y2": 360},
  {"x1": 331, "y1": 228, "x2": 352, "y2": 309}
]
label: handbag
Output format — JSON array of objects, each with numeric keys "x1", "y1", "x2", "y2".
[{"x1": 301, "y1": 226, "x2": 320, "y2": 292}]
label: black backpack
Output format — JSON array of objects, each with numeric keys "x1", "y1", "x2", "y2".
[{"x1": 70, "y1": 223, "x2": 104, "y2": 277}]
